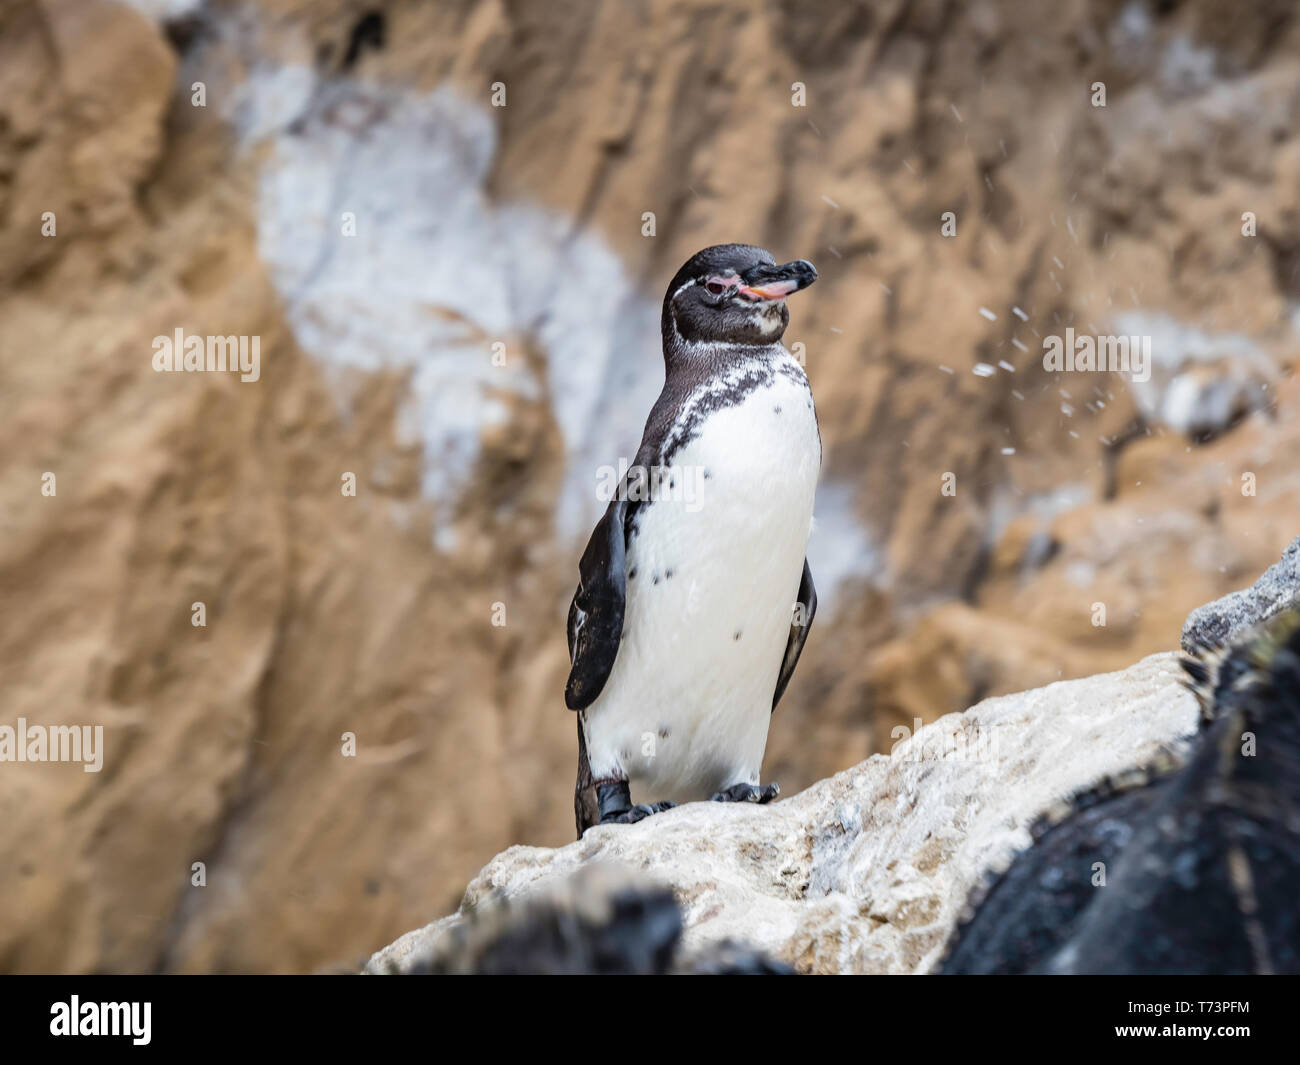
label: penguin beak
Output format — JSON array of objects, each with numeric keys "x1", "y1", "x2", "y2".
[{"x1": 737, "y1": 259, "x2": 818, "y2": 302}]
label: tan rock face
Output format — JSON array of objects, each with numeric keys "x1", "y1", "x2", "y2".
[
  {"x1": 368, "y1": 653, "x2": 1200, "y2": 975},
  {"x1": 0, "y1": 0, "x2": 1297, "y2": 972}
]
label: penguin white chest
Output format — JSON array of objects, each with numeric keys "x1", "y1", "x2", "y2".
[{"x1": 583, "y1": 356, "x2": 820, "y2": 804}]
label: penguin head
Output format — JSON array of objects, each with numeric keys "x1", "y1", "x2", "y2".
[{"x1": 662, "y1": 244, "x2": 817, "y2": 350}]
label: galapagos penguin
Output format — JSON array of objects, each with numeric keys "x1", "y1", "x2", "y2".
[{"x1": 566, "y1": 244, "x2": 821, "y2": 836}]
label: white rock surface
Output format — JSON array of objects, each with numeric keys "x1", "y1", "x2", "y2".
[{"x1": 367, "y1": 652, "x2": 1198, "y2": 974}]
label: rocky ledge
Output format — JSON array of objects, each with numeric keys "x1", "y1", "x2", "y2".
[{"x1": 367, "y1": 538, "x2": 1299, "y2": 975}]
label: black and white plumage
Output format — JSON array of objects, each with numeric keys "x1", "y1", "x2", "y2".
[{"x1": 566, "y1": 244, "x2": 821, "y2": 836}]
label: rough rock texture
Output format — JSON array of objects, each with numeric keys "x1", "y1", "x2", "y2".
[
  {"x1": 1182, "y1": 536, "x2": 1300, "y2": 651},
  {"x1": 368, "y1": 652, "x2": 1198, "y2": 975},
  {"x1": 3, "y1": 0, "x2": 1299, "y2": 973}
]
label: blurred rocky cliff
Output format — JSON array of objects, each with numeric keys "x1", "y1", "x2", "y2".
[{"x1": 0, "y1": 0, "x2": 1297, "y2": 972}]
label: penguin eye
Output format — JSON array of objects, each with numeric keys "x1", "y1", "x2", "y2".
[{"x1": 704, "y1": 278, "x2": 730, "y2": 296}]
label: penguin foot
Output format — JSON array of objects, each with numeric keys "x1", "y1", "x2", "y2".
[
  {"x1": 595, "y1": 779, "x2": 676, "y2": 826},
  {"x1": 710, "y1": 782, "x2": 780, "y2": 804},
  {"x1": 600, "y1": 801, "x2": 677, "y2": 826}
]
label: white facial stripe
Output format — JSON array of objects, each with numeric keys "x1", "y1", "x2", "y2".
[
  {"x1": 672, "y1": 270, "x2": 744, "y2": 303},
  {"x1": 670, "y1": 277, "x2": 698, "y2": 301}
]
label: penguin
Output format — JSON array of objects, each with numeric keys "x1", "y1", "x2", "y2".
[{"x1": 566, "y1": 244, "x2": 821, "y2": 836}]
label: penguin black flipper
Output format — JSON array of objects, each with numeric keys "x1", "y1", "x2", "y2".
[
  {"x1": 565, "y1": 497, "x2": 629, "y2": 711},
  {"x1": 772, "y1": 558, "x2": 816, "y2": 711}
]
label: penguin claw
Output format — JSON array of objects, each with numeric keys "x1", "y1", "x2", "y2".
[
  {"x1": 600, "y1": 801, "x2": 676, "y2": 826},
  {"x1": 710, "y1": 782, "x2": 780, "y2": 804},
  {"x1": 594, "y1": 781, "x2": 675, "y2": 826}
]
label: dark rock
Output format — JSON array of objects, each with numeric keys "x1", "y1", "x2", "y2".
[
  {"x1": 1181, "y1": 537, "x2": 1300, "y2": 652},
  {"x1": 940, "y1": 608, "x2": 1300, "y2": 974},
  {"x1": 382, "y1": 864, "x2": 791, "y2": 975}
]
